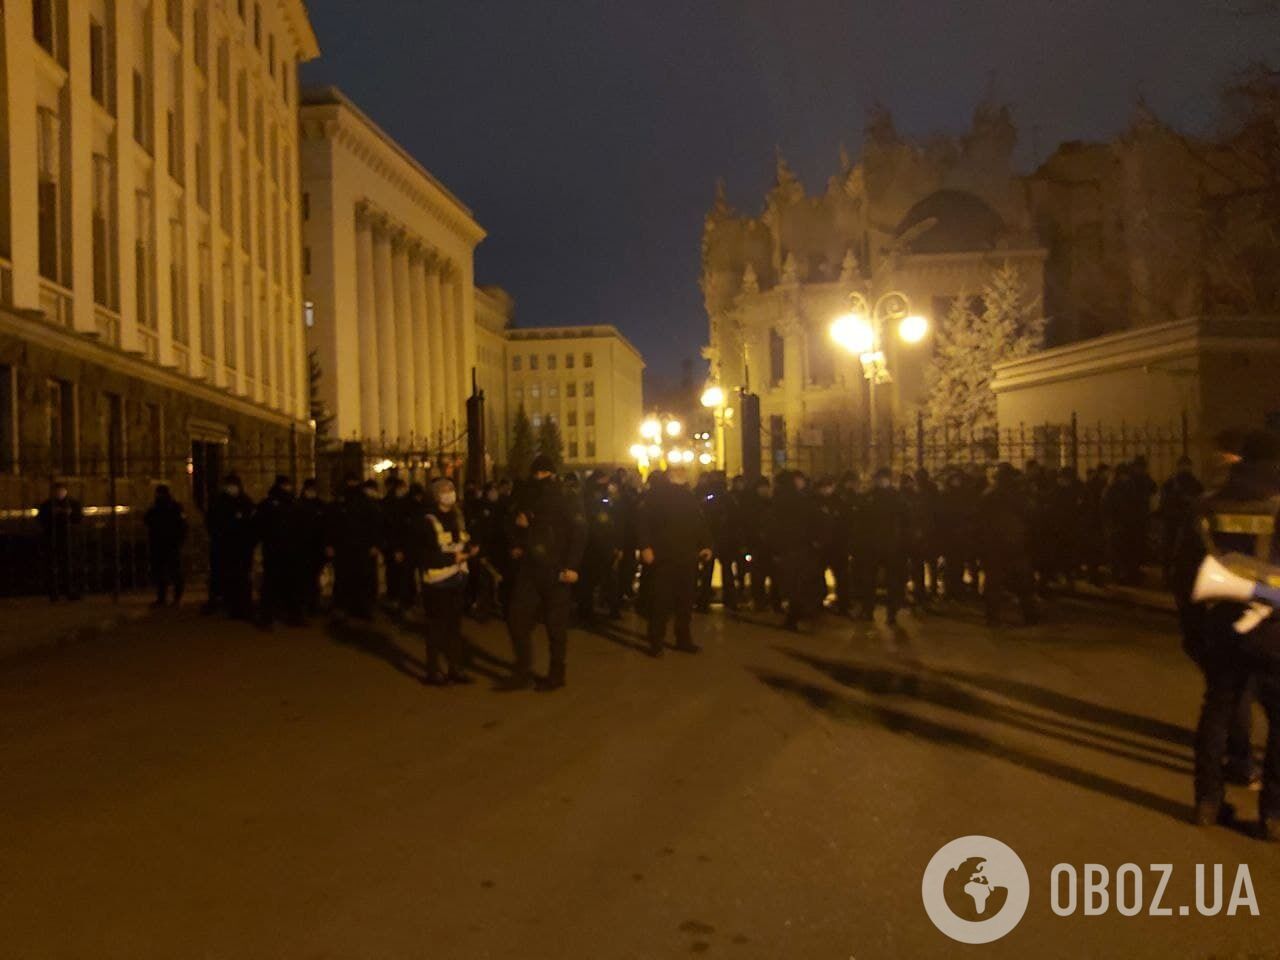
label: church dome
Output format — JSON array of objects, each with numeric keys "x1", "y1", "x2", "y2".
[{"x1": 895, "y1": 190, "x2": 1005, "y2": 254}]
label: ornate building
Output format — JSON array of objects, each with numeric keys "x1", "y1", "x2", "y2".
[
  {"x1": 299, "y1": 86, "x2": 484, "y2": 452},
  {"x1": 701, "y1": 104, "x2": 1047, "y2": 477}
]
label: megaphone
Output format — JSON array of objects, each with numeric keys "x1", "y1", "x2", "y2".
[{"x1": 1191, "y1": 554, "x2": 1273, "y2": 634}]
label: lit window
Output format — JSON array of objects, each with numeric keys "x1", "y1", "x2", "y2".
[{"x1": 304, "y1": 301, "x2": 315, "y2": 328}]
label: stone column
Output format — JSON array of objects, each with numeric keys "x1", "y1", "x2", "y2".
[
  {"x1": 371, "y1": 219, "x2": 399, "y2": 445},
  {"x1": 408, "y1": 248, "x2": 431, "y2": 442},
  {"x1": 354, "y1": 209, "x2": 378, "y2": 442},
  {"x1": 391, "y1": 233, "x2": 415, "y2": 445},
  {"x1": 424, "y1": 256, "x2": 447, "y2": 442},
  {"x1": 781, "y1": 310, "x2": 804, "y2": 468},
  {"x1": 453, "y1": 274, "x2": 472, "y2": 407},
  {"x1": 439, "y1": 263, "x2": 460, "y2": 435}
]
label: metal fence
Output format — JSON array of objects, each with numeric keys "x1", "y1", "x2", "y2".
[{"x1": 788, "y1": 411, "x2": 1191, "y2": 481}]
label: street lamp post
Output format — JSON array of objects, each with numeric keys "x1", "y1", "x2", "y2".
[
  {"x1": 700, "y1": 384, "x2": 727, "y2": 469},
  {"x1": 830, "y1": 290, "x2": 928, "y2": 464}
]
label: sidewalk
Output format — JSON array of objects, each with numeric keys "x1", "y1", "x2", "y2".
[{"x1": 0, "y1": 592, "x2": 162, "y2": 665}]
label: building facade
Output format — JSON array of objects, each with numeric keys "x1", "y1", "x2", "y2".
[
  {"x1": 701, "y1": 104, "x2": 1046, "y2": 476},
  {"x1": 504, "y1": 325, "x2": 643, "y2": 469},
  {"x1": 0, "y1": 0, "x2": 318, "y2": 514},
  {"x1": 299, "y1": 85, "x2": 484, "y2": 453},
  {"x1": 473, "y1": 284, "x2": 510, "y2": 472}
]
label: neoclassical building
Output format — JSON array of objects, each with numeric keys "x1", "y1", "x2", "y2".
[
  {"x1": 701, "y1": 105, "x2": 1046, "y2": 477},
  {"x1": 299, "y1": 85, "x2": 484, "y2": 451},
  {"x1": 0, "y1": 0, "x2": 319, "y2": 511}
]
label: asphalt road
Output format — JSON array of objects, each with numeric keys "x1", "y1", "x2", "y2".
[{"x1": 1, "y1": 595, "x2": 1277, "y2": 959}]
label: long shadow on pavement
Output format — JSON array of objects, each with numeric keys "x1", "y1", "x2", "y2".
[
  {"x1": 326, "y1": 620, "x2": 425, "y2": 683},
  {"x1": 755, "y1": 654, "x2": 1191, "y2": 822}
]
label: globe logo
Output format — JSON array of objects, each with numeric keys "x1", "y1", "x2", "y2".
[{"x1": 922, "y1": 836, "x2": 1030, "y2": 944}]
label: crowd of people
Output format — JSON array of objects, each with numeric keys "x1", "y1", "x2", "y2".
[{"x1": 177, "y1": 450, "x2": 1203, "y2": 690}]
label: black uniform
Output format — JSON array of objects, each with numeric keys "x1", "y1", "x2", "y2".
[
  {"x1": 815, "y1": 485, "x2": 851, "y2": 614},
  {"x1": 206, "y1": 484, "x2": 256, "y2": 618},
  {"x1": 859, "y1": 480, "x2": 910, "y2": 624},
  {"x1": 506, "y1": 474, "x2": 588, "y2": 688},
  {"x1": 578, "y1": 478, "x2": 623, "y2": 621},
  {"x1": 743, "y1": 482, "x2": 779, "y2": 612},
  {"x1": 636, "y1": 477, "x2": 711, "y2": 652},
  {"x1": 143, "y1": 490, "x2": 187, "y2": 606},
  {"x1": 256, "y1": 482, "x2": 300, "y2": 624},
  {"x1": 696, "y1": 476, "x2": 737, "y2": 611},
  {"x1": 332, "y1": 484, "x2": 385, "y2": 620},
  {"x1": 382, "y1": 487, "x2": 416, "y2": 610},
  {"x1": 292, "y1": 486, "x2": 331, "y2": 615},
  {"x1": 977, "y1": 469, "x2": 1038, "y2": 626},
  {"x1": 36, "y1": 492, "x2": 83, "y2": 601}
]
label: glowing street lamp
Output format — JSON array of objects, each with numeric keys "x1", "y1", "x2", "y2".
[
  {"x1": 829, "y1": 290, "x2": 929, "y2": 461},
  {"x1": 665, "y1": 419, "x2": 683, "y2": 438},
  {"x1": 700, "y1": 384, "x2": 725, "y2": 409},
  {"x1": 640, "y1": 418, "x2": 662, "y2": 441}
]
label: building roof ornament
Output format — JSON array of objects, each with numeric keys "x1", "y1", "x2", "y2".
[
  {"x1": 741, "y1": 263, "x2": 760, "y2": 296},
  {"x1": 839, "y1": 249, "x2": 861, "y2": 285},
  {"x1": 780, "y1": 251, "x2": 800, "y2": 286}
]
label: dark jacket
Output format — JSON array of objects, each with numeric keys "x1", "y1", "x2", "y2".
[
  {"x1": 636, "y1": 481, "x2": 711, "y2": 563},
  {"x1": 144, "y1": 497, "x2": 188, "y2": 559},
  {"x1": 509, "y1": 476, "x2": 588, "y2": 576}
]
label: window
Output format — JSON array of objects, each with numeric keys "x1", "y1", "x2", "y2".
[
  {"x1": 47, "y1": 379, "x2": 76, "y2": 475},
  {"x1": 222, "y1": 252, "x2": 236, "y2": 367},
  {"x1": 252, "y1": 4, "x2": 261, "y2": 48},
  {"x1": 135, "y1": 190, "x2": 154, "y2": 329},
  {"x1": 301, "y1": 192, "x2": 310, "y2": 220},
  {"x1": 529, "y1": 354, "x2": 539, "y2": 371},
  {"x1": 548, "y1": 384, "x2": 558, "y2": 398},
  {"x1": 89, "y1": 20, "x2": 108, "y2": 106},
  {"x1": 568, "y1": 441, "x2": 579, "y2": 459},
  {"x1": 586, "y1": 438, "x2": 596, "y2": 458},
  {"x1": 584, "y1": 352, "x2": 593, "y2": 368},
  {"x1": 769, "y1": 414, "x2": 787, "y2": 470},
  {"x1": 217, "y1": 40, "x2": 230, "y2": 102},
  {"x1": 33, "y1": 0, "x2": 55, "y2": 55},
  {"x1": 583, "y1": 381, "x2": 594, "y2": 398},
  {"x1": 567, "y1": 410, "x2": 577, "y2": 427},
  {"x1": 166, "y1": 0, "x2": 182, "y2": 36},
  {"x1": 304, "y1": 301, "x2": 315, "y2": 328},
  {"x1": 769, "y1": 327, "x2": 785, "y2": 386},
  {"x1": 91, "y1": 154, "x2": 114, "y2": 307},
  {"x1": 36, "y1": 107, "x2": 60, "y2": 282},
  {"x1": 547, "y1": 354, "x2": 556, "y2": 370},
  {"x1": 133, "y1": 70, "x2": 149, "y2": 147},
  {"x1": 511, "y1": 355, "x2": 521, "y2": 372},
  {"x1": 585, "y1": 410, "x2": 595, "y2": 427},
  {"x1": 170, "y1": 217, "x2": 187, "y2": 345},
  {"x1": 530, "y1": 384, "x2": 541, "y2": 400},
  {"x1": 565, "y1": 353, "x2": 575, "y2": 370},
  {"x1": 193, "y1": 7, "x2": 207, "y2": 69},
  {"x1": 531, "y1": 414, "x2": 543, "y2": 429},
  {"x1": 267, "y1": 34, "x2": 275, "y2": 77},
  {"x1": 566, "y1": 382, "x2": 576, "y2": 398},
  {"x1": 0, "y1": 366, "x2": 16, "y2": 473},
  {"x1": 104, "y1": 393, "x2": 125, "y2": 478}
]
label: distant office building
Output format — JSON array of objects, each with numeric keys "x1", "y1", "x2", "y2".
[
  {"x1": 0, "y1": 0, "x2": 319, "y2": 511},
  {"x1": 299, "y1": 85, "x2": 484, "y2": 451},
  {"x1": 504, "y1": 325, "x2": 644, "y2": 469}
]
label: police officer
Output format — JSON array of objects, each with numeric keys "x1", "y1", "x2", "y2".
[
  {"x1": 420, "y1": 478, "x2": 476, "y2": 685},
  {"x1": 977, "y1": 464, "x2": 1038, "y2": 627},
  {"x1": 381, "y1": 476, "x2": 414, "y2": 611},
  {"x1": 1172, "y1": 430, "x2": 1280, "y2": 835},
  {"x1": 815, "y1": 477, "x2": 850, "y2": 614},
  {"x1": 292, "y1": 478, "x2": 331, "y2": 617},
  {"x1": 505, "y1": 454, "x2": 587, "y2": 691},
  {"x1": 144, "y1": 484, "x2": 187, "y2": 607},
  {"x1": 256, "y1": 475, "x2": 301, "y2": 626},
  {"x1": 859, "y1": 468, "x2": 910, "y2": 626},
  {"x1": 695, "y1": 471, "x2": 734, "y2": 612},
  {"x1": 1160, "y1": 456, "x2": 1204, "y2": 585},
  {"x1": 578, "y1": 470, "x2": 623, "y2": 622},
  {"x1": 205, "y1": 474, "x2": 256, "y2": 619},
  {"x1": 36, "y1": 481, "x2": 83, "y2": 601},
  {"x1": 332, "y1": 478, "x2": 384, "y2": 621},
  {"x1": 743, "y1": 477, "x2": 778, "y2": 613},
  {"x1": 637, "y1": 465, "x2": 711, "y2": 655}
]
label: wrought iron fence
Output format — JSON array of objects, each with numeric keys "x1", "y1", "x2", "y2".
[{"x1": 787, "y1": 411, "x2": 1191, "y2": 481}]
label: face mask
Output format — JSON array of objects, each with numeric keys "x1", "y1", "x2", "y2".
[{"x1": 438, "y1": 492, "x2": 457, "y2": 508}]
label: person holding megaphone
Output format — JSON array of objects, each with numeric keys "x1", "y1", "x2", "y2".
[{"x1": 1171, "y1": 430, "x2": 1280, "y2": 839}]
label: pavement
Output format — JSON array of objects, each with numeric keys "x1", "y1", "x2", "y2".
[{"x1": 1, "y1": 592, "x2": 1276, "y2": 960}]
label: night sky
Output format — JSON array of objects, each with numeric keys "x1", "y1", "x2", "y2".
[{"x1": 299, "y1": 0, "x2": 1277, "y2": 394}]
